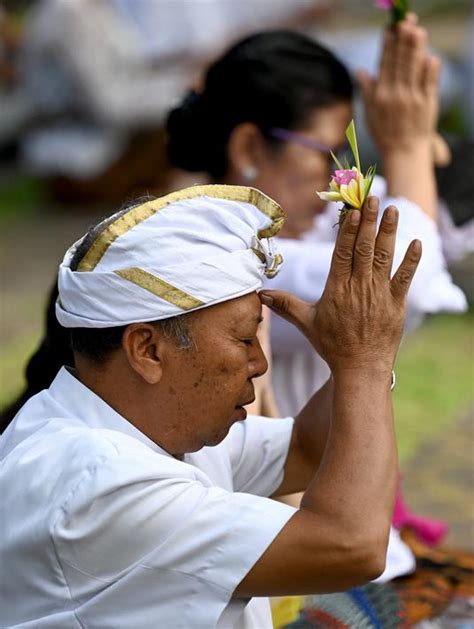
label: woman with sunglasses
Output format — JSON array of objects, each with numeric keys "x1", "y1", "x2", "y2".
[{"x1": 166, "y1": 21, "x2": 466, "y2": 418}]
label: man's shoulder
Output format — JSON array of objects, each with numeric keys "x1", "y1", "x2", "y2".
[
  {"x1": 1, "y1": 420, "x2": 207, "y2": 533},
  {"x1": 1, "y1": 419, "x2": 199, "y2": 498}
]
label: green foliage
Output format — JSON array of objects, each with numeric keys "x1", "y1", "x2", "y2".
[
  {"x1": 394, "y1": 311, "x2": 474, "y2": 461},
  {"x1": 0, "y1": 331, "x2": 41, "y2": 408},
  {"x1": 0, "y1": 176, "x2": 47, "y2": 222},
  {"x1": 438, "y1": 103, "x2": 469, "y2": 137}
]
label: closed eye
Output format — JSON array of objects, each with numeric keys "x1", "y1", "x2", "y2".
[{"x1": 240, "y1": 338, "x2": 255, "y2": 347}]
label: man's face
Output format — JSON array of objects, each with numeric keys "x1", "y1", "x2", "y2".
[{"x1": 156, "y1": 292, "x2": 268, "y2": 454}]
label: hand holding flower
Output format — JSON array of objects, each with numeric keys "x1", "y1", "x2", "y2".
[
  {"x1": 357, "y1": 13, "x2": 440, "y2": 221},
  {"x1": 357, "y1": 15, "x2": 440, "y2": 155}
]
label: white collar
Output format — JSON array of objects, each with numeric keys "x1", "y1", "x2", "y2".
[{"x1": 49, "y1": 367, "x2": 172, "y2": 458}]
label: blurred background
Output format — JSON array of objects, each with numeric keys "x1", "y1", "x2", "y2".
[{"x1": 0, "y1": 0, "x2": 473, "y2": 546}]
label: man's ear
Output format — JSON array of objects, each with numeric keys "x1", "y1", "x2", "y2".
[
  {"x1": 122, "y1": 323, "x2": 164, "y2": 385},
  {"x1": 227, "y1": 122, "x2": 270, "y2": 181}
]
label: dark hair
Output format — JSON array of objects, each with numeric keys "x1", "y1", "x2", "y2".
[
  {"x1": 166, "y1": 30, "x2": 353, "y2": 179},
  {"x1": 436, "y1": 138, "x2": 474, "y2": 227},
  {"x1": 69, "y1": 317, "x2": 193, "y2": 363},
  {"x1": 0, "y1": 282, "x2": 73, "y2": 432}
]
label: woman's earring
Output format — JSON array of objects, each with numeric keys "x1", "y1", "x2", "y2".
[{"x1": 242, "y1": 165, "x2": 258, "y2": 182}]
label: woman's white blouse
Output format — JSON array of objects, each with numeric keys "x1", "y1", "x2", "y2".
[
  {"x1": 0, "y1": 368, "x2": 296, "y2": 628},
  {"x1": 267, "y1": 177, "x2": 467, "y2": 417}
]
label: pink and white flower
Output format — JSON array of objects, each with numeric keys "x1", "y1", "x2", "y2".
[
  {"x1": 318, "y1": 167, "x2": 368, "y2": 210},
  {"x1": 317, "y1": 120, "x2": 376, "y2": 215}
]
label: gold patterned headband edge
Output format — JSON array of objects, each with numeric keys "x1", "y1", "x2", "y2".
[
  {"x1": 115, "y1": 267, "x2": 204, "y2": 311},
  {"x1": 77, "y1": 185, "x2": 284, "y2": 272}
]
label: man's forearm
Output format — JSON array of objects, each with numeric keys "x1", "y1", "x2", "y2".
[{"x1": 301, "y1": 368, "x2": 397, "y2": 538}]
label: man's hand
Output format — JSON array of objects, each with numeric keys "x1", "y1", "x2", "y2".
[
  {"x1": 237, "y1": 199, "x2": 421, "y2": 597},
  {"x1": 261, "y1": 197, "x2": 421, "y2": 375}
]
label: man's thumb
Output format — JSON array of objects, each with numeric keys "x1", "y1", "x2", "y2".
[{"x1": 259, "y1": 290, "x2": 312, "y2": 331}]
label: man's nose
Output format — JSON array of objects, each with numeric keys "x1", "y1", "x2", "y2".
[{"x1": 249, "y1": 338, "x2": 268, "y2": 379}]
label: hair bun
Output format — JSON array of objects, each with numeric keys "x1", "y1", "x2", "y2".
[{"x1": 166, "y1": 90, "x2": 210, "y2": 172}]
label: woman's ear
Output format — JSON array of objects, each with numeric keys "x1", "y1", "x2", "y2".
[
  {"x1": 227, "y1": 122, "x2": 270, "y2": 183},
  {"x1": 122, "y1": 323, "x2": 164, "y2": 385}
]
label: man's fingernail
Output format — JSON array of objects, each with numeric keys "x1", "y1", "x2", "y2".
[
  {"x1": 412, "y1": 239, "x2": 422, "y2": 254},
  {"x1": 259, "y1": 293, "x2": 274, "y2": 306},
  {"x1": 350, "y1": 210, "x2": 360, "y2": 225},
  {"x1": 386, "y1": 206, "x2": 397, "y2": 222},
  {"x1": 368, "y1": 196, "x2": 377, "y2": 211}
]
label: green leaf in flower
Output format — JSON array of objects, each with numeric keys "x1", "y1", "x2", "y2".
[
  {"x1": 330, "y1": 150, "x2": 343, "y2": 170},
  {"x1": 342, "y1": 155, "x2": 351, "y2": 170},
  {"x1": 391, "y1": 0, "x2": 408, "y2": 24},
  {"x1": 364, "y1": 165, "x2": 377, "y2": 198},
  {"x1": 345, "y1": 120, "x2": 361, "y2": 173}
]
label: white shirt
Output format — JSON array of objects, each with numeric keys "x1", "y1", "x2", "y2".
[
  {"x1": 0, "y1": 368, "x2": 296, "y2": 628},
  {"x1": 267, "y1": 178, "x2": 468, "y2": 417}
]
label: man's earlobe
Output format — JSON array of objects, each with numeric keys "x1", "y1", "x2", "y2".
[{"x1": 122, "y1": 324, "x2": 163, "y2": 385}]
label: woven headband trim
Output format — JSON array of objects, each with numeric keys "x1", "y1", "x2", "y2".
[
  {"x1": 77, "y1": 185, "x2": 284, "y2": 272},
  {"x1": 115, "y1": 267, "x2": 204, "y2": 311}
]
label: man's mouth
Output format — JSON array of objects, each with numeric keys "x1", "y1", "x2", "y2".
[{"x1": 241, "y1": 396, "x2": 256, "y2": 407}]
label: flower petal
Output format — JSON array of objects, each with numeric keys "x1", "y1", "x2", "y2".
[
  {"x1": 318, "y1": 191, "x2": 344, "y2": 202},
  {"x1": 349, "y1": 179, "x2": 363, "y2": 206},
  {"x1": 340, "y1": 182, "x2": 362, "y2": 208},
  {"x1": 358, "y1": 176, "x2": 366, "y2": 205}
]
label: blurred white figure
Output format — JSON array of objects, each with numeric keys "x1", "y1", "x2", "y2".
[{"x1": 19, "y1": 0, "x2": 320, "y2": 179}]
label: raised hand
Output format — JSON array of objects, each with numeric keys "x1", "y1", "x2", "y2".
[
  {"x1": 260, "y1": 197, "x2": 421, "y2": 374},
  {"x1": 358, "y1": 14, "x2": 440, "y2": 154}
]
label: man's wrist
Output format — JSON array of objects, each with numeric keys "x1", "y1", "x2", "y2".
[{"x1": 331, "y1": 364, "x2": 393, "y2": 386}]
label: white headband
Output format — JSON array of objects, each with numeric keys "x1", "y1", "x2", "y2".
[{"x1": 56, "y1": 185, "x2": 285, "y2": 328}]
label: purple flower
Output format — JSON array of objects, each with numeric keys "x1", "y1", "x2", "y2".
[
  {"x1": 374, "y1": 0, "x2": 393, "y2": 9},
  {"x1": 331, "y1": 169, "x2": 358, "y2": 186}
]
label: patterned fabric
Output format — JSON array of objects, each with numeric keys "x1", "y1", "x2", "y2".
[
  {"x1": 279, "y1": 584, "x2": 407, "y2": 628},
  {"x1": 393, "y1": 530, "x2": 474, "y2": 625},
  {"x1": 276, "y1": 530, "x2": 474, "y2": 628}
]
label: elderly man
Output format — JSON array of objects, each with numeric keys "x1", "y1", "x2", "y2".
[{"x1": 0, "y1": 185, "x2": 420, "y2": 628}]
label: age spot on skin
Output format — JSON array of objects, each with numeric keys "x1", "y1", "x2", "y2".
[{"x1": 193, "y1": 371, "x2": 205, "y2": 387}]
